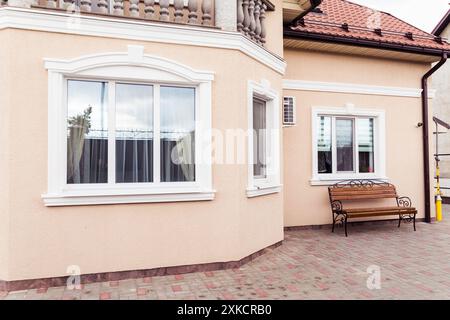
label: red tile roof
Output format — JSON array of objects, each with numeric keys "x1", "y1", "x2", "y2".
[{"x1": 288, "y1": 0, "x2": 450, "y2": 53}]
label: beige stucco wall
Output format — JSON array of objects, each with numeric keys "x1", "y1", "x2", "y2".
[
  {"x1": 0, "y1": 28, "x2": 284, "y2": 281},
  {"x1": 0, "y1": 30, "x2": 11, "y2": 281},
  {"x1": 432, "y1": 24, "x2": 450, "y2": 178},
  {"x1": 283, "y1": 48, "x2": 436, "y2": 227},
  {"x1": 265, "y1": 0, "x2": 285, "y2": 58}
]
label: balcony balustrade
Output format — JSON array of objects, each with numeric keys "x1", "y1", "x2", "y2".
[
  {"x1": 237, "y1": 0, "x2": 273, "y2": 46},
  {"x1": 2, "y1": 0, "x2": 215, "y2": 26},
  {"x1": 1, "y1": 0, "x2": 277, "y2": 47}
]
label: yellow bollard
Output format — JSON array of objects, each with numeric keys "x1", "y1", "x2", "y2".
[{"x1": 436, "y1": 194, "x2": 443, "y2": 222}]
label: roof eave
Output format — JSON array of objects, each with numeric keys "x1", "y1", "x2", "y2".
[
  {"x1": 432, "y1": 9, "x2": 450, "y2": 36},
  {"x1": 285, "y1": 0, "x2": 323, "y2": 25},
  {"x1": 284, "y1": 29, "x2": 450, "y2": 57}
]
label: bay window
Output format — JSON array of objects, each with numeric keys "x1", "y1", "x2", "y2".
[
  {"x1": 312, "y1": 106, "x2": 385, "y2": 184},
  {"x1": 44, "y1": 47, "x2": 214, "y2": 206}
]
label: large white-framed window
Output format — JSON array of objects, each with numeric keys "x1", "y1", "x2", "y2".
[
  {"x1": 43, "y1": 46, "x2": 214, "y2": 206},
  {"x1": 311, "y1": 105, "x2": 386, "y2": 185},
  {"x1": 247, "y1": 80, "x2": 281, "y2": 198}
]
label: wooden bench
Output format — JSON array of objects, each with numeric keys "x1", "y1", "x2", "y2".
[{"x1": 328, "y1": 180, "x2": 417, "y2": 237}]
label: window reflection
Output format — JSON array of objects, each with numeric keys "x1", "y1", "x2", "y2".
[
  {"x1": 160, "y1": 86, "x2": 196, "y2": 182},
  {"x1": 253, "y1": 98, "x2": 267, "y2": 178},
  {"x1": 317, "y1": 116, "x2": 332, "y2": 174},
  {"x1": 67, "y1": 80, "x2": 108, "y2": 184},
  {"x1": 358, "y1": 118, "x2": 375, "y2": 173},
  {"x1": 115, "y1": 83, "x2": 154, "y2": 183},
  {"x1": 336, "y1": 118, "x2": 354, "y2": 172}
]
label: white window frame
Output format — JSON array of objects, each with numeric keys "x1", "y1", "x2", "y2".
[
  {"x1": 42, "y1": 46, "x2": 215, "y2": 206},
  {"x1": 247, "y1": 80, "x2": 281, "y2": 197},
  {"x1": 311, "y1": 105, "x2": 386, "y2": 186},
  {"x1": 283, "y1": 96, "x2": 296, "y2": 126}
]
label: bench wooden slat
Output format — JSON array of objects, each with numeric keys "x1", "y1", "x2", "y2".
[
  {"x1": 330, "y1": 189, "x2": 397, "y2": 195},
  {"x1": 344, "y1": 206, "x2": 416, "y2": 213},
  {"x1": 331, "y1": 192, "x2": 397, "y2": 197},
  {"x1": 347, "y1": 212, "x2": 408, "y2": 218}
]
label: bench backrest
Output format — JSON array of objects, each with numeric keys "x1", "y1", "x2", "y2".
[{"x1": 328, "y1": 180, "x2": 398, "y2": 201}]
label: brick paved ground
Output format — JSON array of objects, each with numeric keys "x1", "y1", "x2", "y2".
[{"x1": 2, "y1": 210, "x2": 450, "y2": 300}]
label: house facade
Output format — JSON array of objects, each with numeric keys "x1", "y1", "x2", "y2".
[{"x1": 0, "y1": 0, "x2": 449, "y2": 290}]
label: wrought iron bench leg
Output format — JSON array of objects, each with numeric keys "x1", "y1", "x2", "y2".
[
  {"x1": 332, "y1": 216, "x2": 336, "y2": 233},
  {"x1": 398, "y1": 215, "x2": 402, "y2": 228},
  {"x1": 413, "y1": 213, "x2": 416, "y2": 231},
  {"x1": 344, "y1": 215, "x2": 348, "y2": 237}
]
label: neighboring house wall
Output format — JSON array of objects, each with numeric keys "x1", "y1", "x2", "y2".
[
  {"x1": 0, "y1": 25, "x2": 284, "y2": 281},
  {"x1": 433, "y1": 24, "x2": 450, "y2": 178},
  {"x1": 283, "y1": 48, "x2": 436, "y2": 227}
]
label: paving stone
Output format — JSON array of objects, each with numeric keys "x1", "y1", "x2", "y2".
[{"x1": 3, "y1": 209, "x2": 450, "y2": 300}]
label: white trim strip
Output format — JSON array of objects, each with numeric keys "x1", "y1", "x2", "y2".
[
  {"x1": 42, "y1": 191, "x2": 216, "y2": 206},
  {"x1": 0, "y1": 7, "x2": 286, "y2": 75},
  {"x1": 283, "y1": 80, "x2": 436, "y2": 98},
  {"x1": 246, "y1": 185, "x2": 282, "y2": 198},
  {"x1": 309, "y1": 178, "x2": 389, "y2": 186}
]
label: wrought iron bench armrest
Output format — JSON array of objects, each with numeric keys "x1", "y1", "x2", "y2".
[
  {"x1": 331, "y1": 200, "x2": 344, "y2": 213},
  {"x1": 397, "y1": 196, "x2": 412, "y2": 207}
]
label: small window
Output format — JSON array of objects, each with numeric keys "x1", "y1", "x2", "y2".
[
  {"x1": 246, "y1": 80, "x2": 281, "y2": 198},
  {"x1": 316, "y1": 115, "x2": 376, "y2": 175},
  {"x1": 283, "y1": 96, "x2": 296, "y2": 125}
]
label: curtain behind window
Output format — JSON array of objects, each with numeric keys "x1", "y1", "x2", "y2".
[
  {"x1": 115, "y1": 83, "x2": 154, "y2": 183},
  {"x1": 160, "y1": 86, "x2": 196, "y2": 182},
  {"x1": 67, "y1": 80, "x2": 108, "y2": 184}
]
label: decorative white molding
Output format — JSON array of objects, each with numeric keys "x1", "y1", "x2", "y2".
[
  {"x1": 0, "y1": 6, "x2": 286, "y2": 74},
  {"x1": 283, "y1": 80, "x2": 436, "y2": 98},
  {"x1": 43, "y1": 191, "x2": 216, "y2": 206},
  {"x1": 44, "y1": 46, "x2": 215, "y2": 82},
  {"x1": 43, "y1": 47, "x2": 215, "y2": 206},
  {"x1": 246, "y1": 185, "x2": 282, "y2": 198}
]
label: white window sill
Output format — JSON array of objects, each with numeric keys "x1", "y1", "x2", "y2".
[
  {"x1": 310, "y1": 176, "x2": 389, "y2": 186},
  {"x1": 246, "y1": 184, "x2": 282, "y2": 198},
  {"x1": 42, "y1": 189, "x2": 216, "y2": 207}
]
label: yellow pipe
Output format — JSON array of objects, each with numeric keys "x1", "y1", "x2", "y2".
[
  {"x1": 436, "y1": 163, "x2": 442, "y2": 222},
  {"x1": 436, "y1": 195, "x2": 443, "y2": 222}
]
